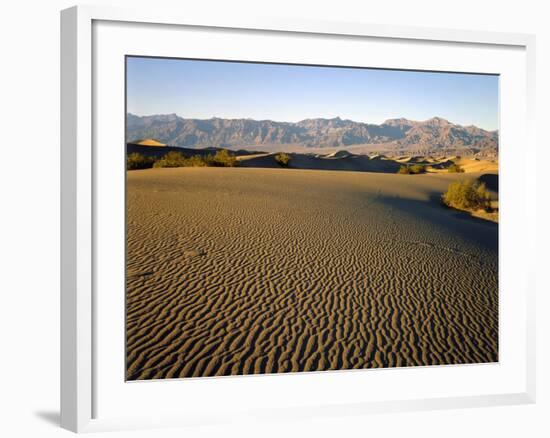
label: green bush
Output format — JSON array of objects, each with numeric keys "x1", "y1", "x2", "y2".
[
  {"x1": 127, "y1": 152, "x2": 154, "y2": 170},
  {"x1": 153, "y1": 151, "x2": 189, "y2": 168},
  {"x1": 410, "y1": 164, "x2": 426, "y2": 174},
  {"x1": 148, "y1": 149, "x2": 238, "y2": 169},
  {"x1": 397, "y1": 164, "x2": 426, "y2": 174},
  {"x1": 205, "y1": 149, "x2": 238, "y2": 167},
  {"x1": 397, "y1": 165, "x2": 410, "y2": 174},
  {"x1": 274, "y1": 152, "x2": 291, "y2": 167},
  {"x1": 184, "y1": 155, "x2": 208, "y2": 167},
  {"x1": 448, "y1": 163, "x2": 465, "y2": 173},
  {"x1": 442, "y1": 179, "x2": 491, "y2": 211}
]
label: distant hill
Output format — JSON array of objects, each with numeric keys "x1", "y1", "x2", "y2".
[{"x1": 126, "y1": 113, "x2": 498, "y2": 156}]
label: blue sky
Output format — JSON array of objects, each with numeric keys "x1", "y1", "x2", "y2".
[{"x1": 126, "y1": 57, "x2": 499, "y2": 130}]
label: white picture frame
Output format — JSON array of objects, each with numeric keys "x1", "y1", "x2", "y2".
[{"x1": 60, "y1": 4, "x2": 537, "y2": 433}]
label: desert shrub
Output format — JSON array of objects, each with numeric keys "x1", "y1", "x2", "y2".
[
  {"x1": 127, "y1": 153, "x2": 154, "y2": 170},
  {"x1": 153, "y1": 151, "x2": 189, "y2": 168},
  {"x1": 184, "y1": 155, "x2": 208, "y2": 167},
  {"x1": 410, "y1": 164, "x2": 426, "y2": 174},
  {"x1": 152, "y1": 149, "x2": 238, "y2": 168},
  {"x1": 442, "y1": 179, "x2": 491, "y2": 211},
  {"x1": 397, "y1": 164, "x2": 426, "y2": 174},
  {"x1": 397, "y1": 165, "x2": 411, "y2": 174},
  {"x1": 205, "y1": 149, "x2": 238, "y2": 167},
  {"x1": 448, "y1": 163, "x2": 465, "y2": 173},
  {"x1": 274, "y1": 152, "x2": 291, "y2": 167}
]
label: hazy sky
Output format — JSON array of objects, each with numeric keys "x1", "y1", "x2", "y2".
[{"x1": 126, "y1": 57, "x2": 499, "y2": 130}]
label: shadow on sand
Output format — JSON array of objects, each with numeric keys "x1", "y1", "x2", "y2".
[
  {"x1": 373, "y1": 190, "x2": 498, "y2": 254},
  {"x1": 239, "y1": 153, "x2": 403, "y2": 173}
]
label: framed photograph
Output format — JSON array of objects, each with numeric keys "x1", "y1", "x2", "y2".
[{"x1": 61, "y1": 5, "x2": 536, "y2": 433}]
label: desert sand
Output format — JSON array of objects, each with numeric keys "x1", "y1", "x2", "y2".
[{"x1": 126, "y1": 167, "x2": 498, "y2": 380}]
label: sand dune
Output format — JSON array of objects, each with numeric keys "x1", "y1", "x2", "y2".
[
  {"x1": 453, "y1": 157, "x2": 498, "y2": 173},
  {"x1": 394, "y1": 155, "x2": 427, "y2": 164},
  {"x1": 236, "y1": 151, "x2": 495, "y2": 174},
  {"x1": 326, "y1": 150, "x2": 352, "y2": 158},
  {"x1": 134, "y1": 138, "x2": 166, "y2": 147},
  {"x1": 237, "y1": 152, "x2": 402, "y2": 173},
  {"x1": 128, "y1": 143, "x2": 497, "y2": 175},
  {"x1": 126, "y1": 168, "x2": 498, "y2": 380}
]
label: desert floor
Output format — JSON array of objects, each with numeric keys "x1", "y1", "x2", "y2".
[{"x1": 126, "y1": 167, "x2": 498, "y2": 380}]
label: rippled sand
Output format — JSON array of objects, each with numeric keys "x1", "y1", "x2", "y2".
[{"x1": 126, "y1": 167, "x2": 498, "y2": 380}]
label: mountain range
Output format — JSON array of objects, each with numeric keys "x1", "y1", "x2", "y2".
[{"x1": 126, "y1": 113, "x2": 498, "y2": 156}]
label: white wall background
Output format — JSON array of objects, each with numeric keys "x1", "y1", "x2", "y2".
[{"x1": 0, "y1": 1, "x2": 547, "y2": 437}]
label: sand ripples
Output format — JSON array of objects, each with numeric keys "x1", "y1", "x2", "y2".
[{"x1": 126, "y1": 168, "x2": 498, "y2": 380}]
